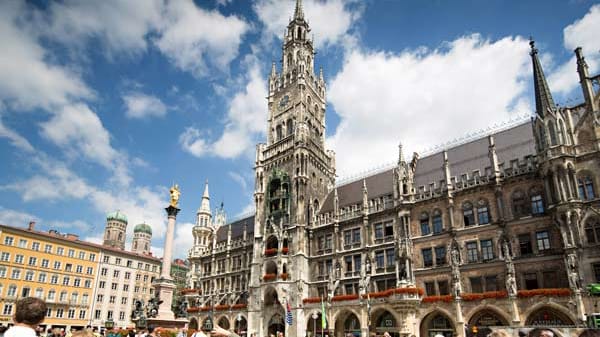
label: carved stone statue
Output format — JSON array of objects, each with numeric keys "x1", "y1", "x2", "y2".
[
  {"x1": 146, "y1": 297, "x2": 163, "y2": 318},
  {"x1": 502, "y1": 238, "x2": 512, "y2": 261},
  {"x1": 506, "y1": 273, "x2": 517, "y2": 297},
  {"x1": 131, "y1": 299, "x2": 145, "y2": 320},
  {"x1": 169, "y1": 184, "x2": 181, "y2": 207}
]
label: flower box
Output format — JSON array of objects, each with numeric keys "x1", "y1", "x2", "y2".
[
  {"x1": 280, "y1": 273, "x2": 289, "y2": 280},
  {"x1": 517, "y1": 288, "x2": 571, "y2": 298},
  {"x1": 282, "y1": 247, "x2": 289, "y2": 254},
  {"x1": 181, "y1": 288, "x2": 198, "y2": 295},
  {"x1": 200, "y1": 306, "x2": 211, "y2": 312},
  {"x1": 332, "y1": 294, "x2": 359, "y2": 302},
  {"x1": 232, "y1": 303, "x2": 247, "y2": 309},
  {"x1": 461, "y1": 291, "x2": 507, "y2": 301},
  {"x1": 215, "y1": 304, "x2": 230, "y2": 311},
  {"x1": 264, "y1": 248, "x2": 277, "y2": 256},
  {"x1": 422, "y1": 295, "x2": 453, "y2": 303},
  {"x1": 263, "y1": 273, "x2": 277, "y2": 281},
  {"x1": 302, "y1": 297, "x2": 321, "y2": 304},
  {"x1": 362, "y1": 287, "x2": 424, "y2": 299},
  {"x1": 187, "y1": 307, "x2": 200, "y2": 313}
]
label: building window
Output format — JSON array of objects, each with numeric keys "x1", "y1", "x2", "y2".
[
  {"x1": 11, "y1": 269, "x2": 21, "y2": 279},
  {"x1": 543, "y1": 271, "x2": 558, "y2": 288},
  {"x1": 375, "y1": 251, "x2": 384, "y2": 269},
  {"x1": 115, "y1": 258, "x2": 122, "y2": 265},
  {"x1": 62, "y1": 277, "x2": 70, "y2": 286},
  {"x1": 512, "y1": 190, "x2": 530, "y2": 217},
  {"x1": 53, "y1": 261, "x2": 61, "y2": 270},
  {"x1": 438, "y1": 280, "x2": 449, "y2": 295},
  {"x1": 94, "y1": 310, "x2": 101, "y2": 320},
  {"x1": 50, "y1": 275, "x2": 58, "y2": 284},
  {"x1": 3, "y1": 236, "x2": 14, "y2": 246},
  {"x1": 107, "y1": 310, "x2": 113, "y2": 320},
  {"x1": 18, "y1": 239, "x2": 27, "y2": 248},
  {"x1": 121, "y1": 297, "x2": 128, "y2": 305},
  {"x1": 463, "y1": 202, "x2": 475, "y2": 226},
  {"x1": 41, "y1": 259, "x2": 49, "y2": 268},
  {"x1": 585, "y1": 218, "x2": 600, "y2": 244},
  {"x1": 485, "y1": 275, "x2": 498, "y2": 291},
  {"x1": 28, "y1": 257, "x2": 37, "y2": 266},
  {"x1": 466, "y1": 241, "x2": 478, "y2": 263},
  {"x1": 536, "y1": 231, "x2": 551, "y2": 251},
  {"x1": 47, "y1": 289, "x2": 55, "y2": 301},
  {"x1": 384, "y1": 221, "x2": 394, "y2": 237},
  {"x1": 470, "y1": 277, "x2": 482, "y2": 293},
  {"x1": 386, "y1": 249, "x2": 395, "y2": 267},
  {"x1": 0, "y1": 252, "x2": 9, "y2": 261},
  {"x1": 111, "y1": 283, "x2": 118, "y2": 290},
  {"x1": 15, "y1": 255, "x2": 24, "y2": 264},
  {"x1": 38, "y1": 273, "x2": 46, "y2": 283},
  {"x1": 422, "y1": 248, "x2": 433, "y2": 268},
  {"x1": 420, "y1": 212, "x2": 430, "y2": 236},
  {"x1": 113, "y1": 270, "x2": 120, "y2": 278},
  {"x1": 432, "y1": 210, "x2": 443, "y2": 234},
  {"x1": 524, "y1": 273, "x2": 539, "y2": 289},
  {"x1": 46, "y1": 308, "x2": 52, "y2": 317},
  {"x1": 435, "y1": 246, "x2": 446, "y2": 266},
  {"x1": 56, "y1": 309, "x2": 64, "y2": 318},
  {"x1": 25, "y1": 271, "x2": 34, "y2": 281},
  {"x1": 79, "y1": 310, "x2": 86, "y2": 320},
  {"x1": 531, "y1": 192, "x2": 544, "y2": 215},
  {"x1": 103, "y1": 256, "x2": 110, "y2": 263},
  {"x1": 3, "y1": 304, "x2": 13, "y2": 316},
  {"x1": 56, "y1": 247, "x2": 64, "y2": 255},
  {"x1": 109, "y1": 296, "x2": 116, "y2": 304},
  {"x1": 84, "y1": 280, "x2": 91, "y2": 288},
  {"x1": 76, "y1": 265, "x2": 82, "y2": 273},
  {"x1": 424, "y1": 282, "x2": 435, "y2": 296},
  {"x1": 86, "y1": 267, "x2": 93, "y2": 275},
  {"x1": 119, "y1": 311, "x2": 126, "y2": 320},
  {"x1": 7, "y1": 285, "x2": 17, "y2": 297},
  {"x1": 74, "y1": 278, "x2": 81, "y2": 287},
  {"x1": 31, "y1": 242, "x2": 40, "y2": 251},
  {"x1": 97, "y1": 294, "x2": 103, "y2": 302},
  {"x1": 101, "y1": 268, "x2": 107, "y2": 276},
  {"x1": 374, "y1": 223, "x2": 384, "y2": 239},
  {"x1": 593, "y1": 263, "x2": 600, "y2": 282},
  {"x1": 519, "y1": 234, "x2": 533, "y2": 255},
  {"x1": 477, "y1": 200, "x2": 490, "y2": 224},
  {"x1": 99, "y1": 281, "x2": 105, "y2": 289},
  {"x1": 89, "y1": 253, "x2": 96, "y2": 261},
  {"x1": 579, "y1": 176, "x2": 596, "y2": 200},
  {"x1": 44, "y1": 244, "x2": 52, "y2": 253},
  {"x1": 481, "y1": 239, "x2": 494, "y2": 261}
]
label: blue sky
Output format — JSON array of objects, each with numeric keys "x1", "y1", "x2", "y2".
[{"x1": 0, "y1": 0, "x2": 598, "y2": 258}]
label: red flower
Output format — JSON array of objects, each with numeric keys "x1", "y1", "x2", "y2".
[
  {"x1": 264, "y1": 248, "x2": 277, "y2": 256},
  {"x1": 263, "y1": 273, "x2": 277, "y2": 281}
]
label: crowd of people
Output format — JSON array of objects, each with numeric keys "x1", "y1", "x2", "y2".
[{"x1": 0, "y1": 297, "x2": 240, "y2": 337}]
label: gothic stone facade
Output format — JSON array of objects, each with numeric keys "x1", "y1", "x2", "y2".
[{"x1": 185, "y1": 2, "x2": 600, "y2": 337}]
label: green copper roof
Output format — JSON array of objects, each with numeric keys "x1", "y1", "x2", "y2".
[
  {"x1": 106, "y1": 210, "x2": 128, "y2": 223},
  {"x1": 134, "y1": 223, "x2": 152, "y2": 235}
]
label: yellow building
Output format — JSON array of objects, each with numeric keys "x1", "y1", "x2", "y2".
[{"x1": 0, "y1": 222, "x2": 101, "y2": 331}]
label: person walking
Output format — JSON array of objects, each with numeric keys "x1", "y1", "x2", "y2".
[{"x1": 4, "y1": 297, "x2": 47, "y2": 337}]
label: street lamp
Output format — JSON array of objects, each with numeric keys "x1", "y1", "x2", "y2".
[
  {"x1": 105, "y1": 318, "x2": 114, "y2": 330},
  {"x1": 312, "y1": 312, "x2": 318, "y2": 337}
]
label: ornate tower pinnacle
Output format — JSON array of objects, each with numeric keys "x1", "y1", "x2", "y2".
[
  {"x1": 294, "y1": 0, "x2": 304, "y2": 20},
  {"x1": 530, "y1": 39, "x2": 556, "y2": 118}
]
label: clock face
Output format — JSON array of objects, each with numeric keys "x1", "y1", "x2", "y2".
[{"x1": 279, "y1": 95, "x2": 289, "y2": 109}]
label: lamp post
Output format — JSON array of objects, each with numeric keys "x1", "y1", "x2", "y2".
[{"x1": 312, "y1": 312, "x2": 318, "y2": 337}]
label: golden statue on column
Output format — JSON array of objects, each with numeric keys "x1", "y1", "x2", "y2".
[{"x1": 169, "y1": 184, "x2": 180, "y2": 208}]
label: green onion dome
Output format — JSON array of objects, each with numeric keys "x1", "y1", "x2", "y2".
[
  {"x1": 106, "y1": 210, "x2": 128, "y2": 223},
  {"x1": 134, "y1": 223, "x2": 152, "y2": 235}
]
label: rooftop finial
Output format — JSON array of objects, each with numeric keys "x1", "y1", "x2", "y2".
[
  {"x1": 529, "y1": 37, "x2": 537, "y2": 56},
  {"x1": 294, "y1": 0, "x2": 304, "y2": 20},
  {"x1": 398, "y1": 143, "x2": 404, "y2": 164}
]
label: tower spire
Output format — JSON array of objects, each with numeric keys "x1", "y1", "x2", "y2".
[
  {"x1": 294, "y1": 0, "x2": 304, "y2": 20},
  {"x1": 529, "y1": 39, "x2": 556, "y2": 118},
  {"x1": 199, "y1": 180, "x2": 211, "y2": 215}
]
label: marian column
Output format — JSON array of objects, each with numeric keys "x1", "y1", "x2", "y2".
[{"x1": 153, "y1": 184, "x2": 181, "y2": 321}]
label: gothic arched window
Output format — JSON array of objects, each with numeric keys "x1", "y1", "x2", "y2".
[
  {"x1": 512, "y1": 190, "x2": 529, "y2": 218},
  {"x1": 477, "y1": 199, "x2": 490, "y2": 225},
  {"x1": 585, "y1": 217, "x2": 600, "y2": 244},
  {"x1": 287, "y1": 119, "x2": 293, "y2": 136},
  {"x1": 530, "y1": 186, "x2": 545, "y2": 215},
  {"x1": 578, "y1": 175, "x2": 596, "y2": 200},
  {"x1": 432, "y1": 209, "x2": 443, "y2": 234},
  {"x1": 558, "y1": 120, "x2": 566, "y2": 144},
  {"x1": 548, "y1": 121, "x2": 557, "y2": 146},
  {"x1": 420, "y1": 212, "x2": 430, "y2": 236},
  {"x1": 463, "y1": 202, "x2": 475, "y2": 226}
]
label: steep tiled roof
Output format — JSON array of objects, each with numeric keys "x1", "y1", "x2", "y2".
[
  {"x1": 319, "y1": 122, "x2": 535, "y2": 214},
  {"x1": 215, "y1": 215, "x2": 255, "y2": 242}
]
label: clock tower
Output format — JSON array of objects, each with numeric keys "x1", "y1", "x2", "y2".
[{"x1": 248, "y1": 1, "x2": 336, "y2": 336}]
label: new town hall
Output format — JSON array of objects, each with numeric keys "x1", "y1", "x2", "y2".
[{"x1": 184, "y1": 1, "x2": 600, "y2": 337}]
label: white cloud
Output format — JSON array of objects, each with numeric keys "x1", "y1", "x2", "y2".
[
  {"x1": 0, "y1": 2, "x2": 93, "y2": 111},
  {"x1": 253, "y1": 0, "x2": 363, "y2": 49},
  {"x1": 45, "y1": 0, "x2": 162, "y2": 57},
  {"x1": 548, "y1": 4, "x2": 600, "y2": 95},
  {"x1": 0, "y1": 113, "x2": 34, "y2": 153},
  {"x1": 123, "y1": 92, "x2": 168, "y2": 119},
  {"x1": 328, "y1": 34, "x2": 531, "y2": 177},
  {"x1": 228, "y1": 171, "x2": 248, "y2": 191},
  {"x1": 173, "y1": 222, "x2": 195, "y2": 259},
  {"x1": 0, "y1": 207, "x2": 38, "y2": 227},
  {"x1": 155, "y1": 0, "x2": 248, "y2": 77},
  {"x1": 180, "y1": 64, "x2": 267, "y2": 159}
]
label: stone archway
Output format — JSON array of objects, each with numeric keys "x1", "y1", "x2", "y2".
[
  {"x1": 306, "y1": 311, "x2": 327, "y2": 337},
  {"x1": 268, "y1": 313, "x2": 285, "y2": 337},
  {"x1": 218, "y1": 316, "x2": 231, "y2": 329},
  {"x1": 525, "y1": 307, "x2": 575, "y2": 326},
  {"x1": 234, "y1": 314, "x2": 248, "y2": 337},
  {"x1": 189, "y1": 317, "x2": 199, "y2": 331},
  {"x1": 467, "y1": 309, "x2": 508, "y2": 337},
  {"x1": 334, "y1": 311, "x2": 361, "y2": 337},
  {"x1": 420, "y1": 311, "x2": 455, "y2": 337},
  {"x1": 373, "y1": 309, "x2": 399, "y2": 337}
]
